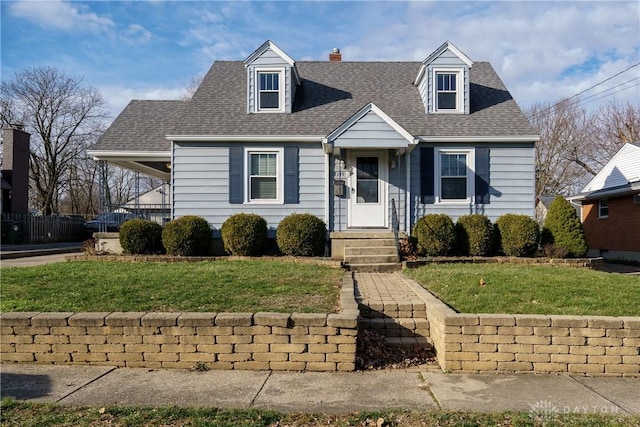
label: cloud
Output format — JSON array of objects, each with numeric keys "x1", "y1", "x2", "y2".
[
  {"x1": 99, "y1": 85, "x2": 186, "y2": 121},
  {"x1": 123, "y1": 24, "x2": 152, "y2": 44},
  {"x1": 9, "y1": 0, "x2": 114, "y2": 33}
]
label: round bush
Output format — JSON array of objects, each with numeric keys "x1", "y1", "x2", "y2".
[
  {"x1": 495, "y1": 214, "x2": 540, "y2": 257},
  {"x1": 542, "y1": 196, "x2": 587, "y2": 257},
  {"x1": 162, "y1": 215, "x2": 211, "y2": 256},
  {"x1": 119, "y1": 219, "x2": 164, "y2": 255},
  {"x1": 276, "y1": 213, "x2": 327, "y2": 257},
  {"x1": 412, "y1": 214, "x2": 456, "y2": 256},
  {"x1": 455, "y1": 214, "x2": 494, "y2": 256},
  {"x1": 221, "y1": 213, "x2": 267, "y2": 256}
]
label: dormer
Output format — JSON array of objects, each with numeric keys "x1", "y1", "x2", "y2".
[
  {"x1": 414, "y1": 41, "x2": 473, "y2": 114},
  {"x1": 244, "y1": 40, "x2": 300, "y2": 114}
]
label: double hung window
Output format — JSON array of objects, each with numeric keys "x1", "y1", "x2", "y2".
[
  {"x1": 440, "y1": 153, "x2": 468, "y2": 200},
  {"x1": 436, "y1": 73, "x2": 457, "y2": 110},
  {"x1": 598, "y1": 199, "x2": 609, "y2": 218},
  {"x1": 257, "y1": 72, "x2": 281, "y2": 111},
  {"x1": 249, "y1": 152, "x2": 278, "y2": 201}
]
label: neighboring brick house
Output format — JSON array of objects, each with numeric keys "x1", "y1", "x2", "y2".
[
  {"x1": 89, "y1": 40, "x2": 538, "y2": 261},
  {"x1": 569, "y1": 142, "x2": 640, "y2": 261}
]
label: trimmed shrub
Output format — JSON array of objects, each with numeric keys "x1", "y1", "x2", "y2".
[
  {"x1": 541, "y1": 196, "x2": 587, "y2": 257},
  {"x1": 162, "y1": 215, "x2": 211, "y2": 256},
  {"x1": 119, "y1": 219, "x2": 164, "y2": 255},
  {"x1": 221, "y1": 213, "x2": 268, "y2": 256},
  {"x1": 276, "y1": 213, "x2": 327, "y2": 257},
  {"x1": 455, "y1": 214, "x2": 494, "y2": 256},
  {"x1": 412, "y1": 214, "x2": 456, "y2": 256},
  {"x1": 495, "y1": 214, "x2": 540, "y2": 257}
]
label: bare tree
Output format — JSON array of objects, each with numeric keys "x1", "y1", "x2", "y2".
[
  {"x1": 1, "y1": 66, "x2": 109, "y2": 214},
  {"x1": 528, "y1": 99, "x2": 640, "y2": 197},
  {"x1": 528, "y1": 100, "x2": 594, "y2": 196},
  {"x1": 180, "y1": 73, "x2": 205, "y2": 101}
]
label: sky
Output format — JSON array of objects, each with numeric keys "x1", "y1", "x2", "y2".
[{"x1": 2, "y1": 0, "x2": 639, "y2": 121}]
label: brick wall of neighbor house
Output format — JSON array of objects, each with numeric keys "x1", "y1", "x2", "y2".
[
  {"x1": 0, "y1": 275, "x2": 359, "y2": 372},
  {"x1": 582, "y1": 195, "x2": 640, "y2": 252}
]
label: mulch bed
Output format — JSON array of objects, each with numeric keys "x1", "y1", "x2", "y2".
[{"x1": 356, "y1": 330, "x2": 438, "y2": 370}]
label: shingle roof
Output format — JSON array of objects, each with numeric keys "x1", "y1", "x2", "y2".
[
  {"x1": 95, "y1": 60, "x2": 536, "y2": 152},
  {"x1": 93, "y1": 100, "x2": 185, "y2": 151}
]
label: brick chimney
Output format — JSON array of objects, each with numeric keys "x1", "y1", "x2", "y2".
[
  {"x1": 2, "y1": 125, "x2": 30, "y2": 214},
  {"x1": 329, "y1": 48, "x2": 342, "y2": 62}
]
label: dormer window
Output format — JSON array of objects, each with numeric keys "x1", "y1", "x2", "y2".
[
  {"x1": 436, "y1": 73, "x2": 457, "y2": 110},
  {"x1": 257, "y1": 71, "x2": 282, "y2": 111},
  {"x1": 434, "y1": 69, "x2": 463, "y2": 113}
]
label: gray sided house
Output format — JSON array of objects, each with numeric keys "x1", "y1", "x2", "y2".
[{"x1": 90, "y1": 40, "x2": 538, "y2": 261}]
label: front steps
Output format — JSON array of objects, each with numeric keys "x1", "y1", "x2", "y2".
[
  {"x1": 332, "y1": 232, "x2": 401, "y2": 272},
  {"x1": 356, "y1": 283, "x2": 431, "y2": 349}
]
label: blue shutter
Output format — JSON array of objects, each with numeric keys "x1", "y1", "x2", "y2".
[
  {"x1": 284, "y1": 146, "x2": 299, "y2": 204},
  {"x1": 229, "y1": 147, "x2": 244, "y2": 204},
  {"x1": 475, "y1": 147, "x2": 490, "y2": 204},
  {"x1": 420, "y1": 147, "x2": 434, "y2": 204}
]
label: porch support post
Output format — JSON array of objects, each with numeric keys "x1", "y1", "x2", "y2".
[
  {"x1": 134, "y1": 170, "x2": 140, "y2": 211},
  {"x1": 98, "y1": 160, "x2": 110, "y2": 233}
]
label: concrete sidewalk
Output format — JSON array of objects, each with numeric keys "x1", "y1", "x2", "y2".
[
  {"x1": 1, "y1": 364, "x2": 638, "y2": 415},
  {"x1": 0, "y1": 242, "x2": 83, "y2": 260}
]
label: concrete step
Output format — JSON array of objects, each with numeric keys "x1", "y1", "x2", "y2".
[
  {"x1": 359, "y1": 317, "x2": 430, "y2": 338},
  {"x1": 344, "y1": 262, "x2": 402, "y2": 273},
  {"x1": 343, "y1": 238, "x2": 396, "y2": 248},
  {"x1": 385, "y1": 336, "x2": 433, "y2": 349},
  {"x1": 345, "y1": 254, "x2": 399, "y2": 264},
  {"x1": 345, "y1": 246, "x2": 398, "y2": 256},
  {"x1": 357, "y1": 302, "x2": 427, "y2": 319},
  {"x1": 331, "y1": 231, "x2": 395, "y2": 240}
]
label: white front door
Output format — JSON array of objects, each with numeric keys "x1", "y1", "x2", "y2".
[{"x1": 348, "y1": 151, "x2": 388, "y2": 228}]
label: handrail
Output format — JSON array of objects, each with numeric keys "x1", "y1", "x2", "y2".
[{"x1": 390, "y1": 198, "x2": 400, "y2": 256}]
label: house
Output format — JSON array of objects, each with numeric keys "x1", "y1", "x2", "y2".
[
  {"x1": 569, "y1": 142, "x2": 640, "y2": 262},
  {"x1": 119, "y1": 183, "x2": 171, "y2": 225},
  {"x1": 88, "y1": 40, "x2": 538, "y2": 262},
  {"x1": 535, "y1": 194, "x2": 580, "y2": 226}
]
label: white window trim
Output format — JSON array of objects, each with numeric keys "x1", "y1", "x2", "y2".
[
  {"x1": 435, "y1": 148, "x2": 474, "y2": 204},
  {"x1": 244, "y1": 147, "x2": 284, "y2": 204},
  {"x1": 598, "y1": 199, "x2": 609, "y2": 219},
  {"x1": 255, "y1": 68, "x2": 285, "y2": 113},
  {"x1": 432, "y1": 68, "x2": 464, "y2": 113}
]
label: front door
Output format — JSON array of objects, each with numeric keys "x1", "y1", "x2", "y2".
[{"x1": 348, "y1": 151, "x2": 387, "y2": 228}]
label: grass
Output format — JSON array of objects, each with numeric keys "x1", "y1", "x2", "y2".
[
  {"x1": 404, "y1": 264, "x2": 640, "y2": 316},
  {"x1": 2, "y1": 399, "x2": 638, "y2": 427},
  {"x1": 0, "y1": 260, "x2": 343, "y2": 313}
]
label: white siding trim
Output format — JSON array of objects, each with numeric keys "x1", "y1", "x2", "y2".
[
  {"x1": 167, "y1": 135, "x2": 323, "y2": 142},
  {"x1": 417, "y1": 135, "x2": 540, "y2": 143}
]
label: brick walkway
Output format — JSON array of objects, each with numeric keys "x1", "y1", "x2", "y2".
[{"x1": 353, "y1": 272, "x2": 430, "y2": 347}]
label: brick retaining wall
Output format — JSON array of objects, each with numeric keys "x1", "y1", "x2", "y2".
[
  {"x1": 401, "y1": 277, "x2": 640, "y2": 376},
  {"x1": 0, "y1": 274, "x2": 359, "y2": 372}
]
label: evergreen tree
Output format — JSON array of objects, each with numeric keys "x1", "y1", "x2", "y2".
[{"x1": 542, "y1": 196, "x2": 587, "y2": 257}]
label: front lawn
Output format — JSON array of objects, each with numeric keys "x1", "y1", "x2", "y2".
[
  {"x1": 0, "y1": 260, "x2": 343, "y2": 313},
  {"x1": 405, "y1": 264, "x2": 640, "y2": 316},
  {"x1": 2, "y1": 399, "x2": 637, "y2": 427}
]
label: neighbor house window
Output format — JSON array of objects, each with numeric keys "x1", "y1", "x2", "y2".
[
  {"x1": 598, "y1": 199, "x2": 609, "y2": 218},
  {"x1": 257, "y1": 71, "x2": 281, "y2": 111},
  {"x1": 438, "y1": 150, "x2": 473, "y2": 202}
]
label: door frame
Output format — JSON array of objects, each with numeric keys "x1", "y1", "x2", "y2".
[{"x1": 347, "y1": 150, "x2": 388, "y2": 228}]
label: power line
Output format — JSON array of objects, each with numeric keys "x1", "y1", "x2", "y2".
[{"x1": 526, "y1": 62, "x2": 640, "y2": 120}]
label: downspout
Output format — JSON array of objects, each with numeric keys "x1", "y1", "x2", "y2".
[{"x1": 406, "y1": 149, "x2": 412, "y2": 234}]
